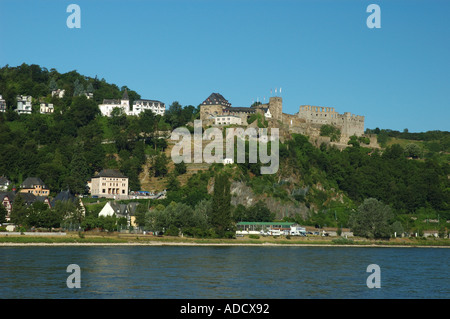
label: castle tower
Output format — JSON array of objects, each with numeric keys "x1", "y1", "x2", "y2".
[
  {"x1": 199, "y1": 93, "x2": 231, "y2": 121},
  {"x1": 268, "y1": 97, "x2": 282, "y2": 121}
]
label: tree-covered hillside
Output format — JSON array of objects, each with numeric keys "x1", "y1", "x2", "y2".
[
  {"x1": 0, "y1": 64, "x2": 198, "y2": 193},
  {"x1": 0, "y1": 63, "x2": 448, "y2": 237}
]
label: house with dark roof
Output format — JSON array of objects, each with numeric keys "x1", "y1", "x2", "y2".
[
  {"x1": 98, "y1": 89, "x2": 131, "y2": 117},
  {"x1": 199, "y1": 92, "x2": 272, "y2": 126},
  {"x1": 51, "y1": 189, "x2": 86, "y2": 217},
  {"x1": 87, "y1": 169, "x2": 129, "y2": 199},
  {"x1": 201, "y1": 93, "x2": 232, "y2": 108},
  {"x1": 19, "y1": 177, "x2": 50, "y2": 196},
  {"x1": 98, "y1": 201, "x2": 139, "y2": 227},
  {"x1": 0, "y1": 192, "x2": 15, "y2": 221},
  {"x1": 19, "y1": 192, "x2": 51, "y2": 208}
]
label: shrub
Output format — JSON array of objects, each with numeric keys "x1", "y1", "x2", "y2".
[
  {"x1": 248, "y1": 234, "x2": 260, "y2": 239},
  {"x1": 165, "y1": 225, "x2": 179, "y2": 236},
  {"x1": 332, "y1": 237, "x2": 354, "y2": 245}
]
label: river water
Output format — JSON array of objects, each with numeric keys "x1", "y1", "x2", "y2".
[{"x1": 0, "y1": 246, "x2": 448, "y2": 299}]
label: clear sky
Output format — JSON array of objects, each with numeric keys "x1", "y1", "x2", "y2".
[{"x1": 0, "y1": 0, "x2": 449, "y2": 132}]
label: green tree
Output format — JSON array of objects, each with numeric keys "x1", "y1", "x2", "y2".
[
  {"x1": 0, "y1": 204, "x2": 7, "y2": 224},
  {"x1": 404, "y1": 143, "x2": 423, "y2": 159},
  {"x1": 210, "y1": 173, "x2": 233, "y2": 237},
  {"x1": 349, "y1": 198, "x2": 394, "y2": 239},
  {"x1": 28, "y1": 201, "x2": 62, "y2": 229},
  {"x1": 151, "y1": 152, "x2": 169, "y2": 177},
  {"x1": 174, "y1": 162, "x2": 187, "y2": 175},
  {"x1": 53, "y1": 199, "x2": 83, "y2": 224},
  {"x1": 166, "y1": 173, "x2": 180, "y2": 191},
  {"x1": 320, "y1": 124, "x2": 341, "y2": 142},
  {"x1": 246, "y1": 201, "x2": 275, "y2": 222},
  {"x1": 134, "y1": 202, "x2": 148, "y2": 227},
  {"x1": 10, "y1": 193, "x2": 29, "y2": 227}
]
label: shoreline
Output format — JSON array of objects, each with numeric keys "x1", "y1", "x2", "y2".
[{"x1": 1, "y1": 241, "x2": 449, "y2": 248}]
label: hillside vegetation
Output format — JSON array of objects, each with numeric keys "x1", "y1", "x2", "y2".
[{"x1": 0, "y1": 63, "x2": 449, "y2": 238}]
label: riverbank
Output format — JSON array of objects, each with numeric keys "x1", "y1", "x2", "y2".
[{"x1": 0, "y1": 232, "x2": 449, "y2": 248}]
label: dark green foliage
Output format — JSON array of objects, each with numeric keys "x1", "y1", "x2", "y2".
[
  {"x1": 232, "y1": 201, "x2": 275, "y2": 222},
  {"x1": 151, "y1": 153, "x2": 169, "y2": 177},
  {"x1": 0, "y1": 204, "x2": 7, "y2": 224},
  {"x1": 174, "y1": 161, "x2": 187, "y2": 175},
  {"x1": 349, "y1": 198, "x2": 394, "y2": 239},
  {"x1": 210, "y1": 173, "x2": 233, "y2": 237},
  {"x1": 10, "y1": 193, "x2": 28, "y2": 226},
  {"x1": 320, "y1": 124, "x2": 341, "y2": 142}
]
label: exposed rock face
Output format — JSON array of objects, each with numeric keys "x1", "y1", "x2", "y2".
[{"x1": 229, "y1": 181, "x2": 309, "y2": 220}]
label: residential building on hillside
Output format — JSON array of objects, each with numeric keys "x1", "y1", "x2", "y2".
[
  {"x1": 18, "y1": 192, "x2": 51, "y2": 208},
  {"x1": 98, "y1": 90, "x2": 130, "y2": 117},
  {"x1": 131, "y1": 99, "x2": 165, "y2": 116},
  {"x1": 16, "y1": 95, "x2": 32, "y2": 114},
  {"x1": 99, "y1": 89, "x2": 165, "y2": 117},
  {"x1": 0, "y1": 95, "x2": 6, "y2": 113},
  {"x1": 19, "y1": 177, "x2": 50, "y2": 196},
  {"x1": 51, "y1": 89, "x2": 65, "y2": 98},
  {"x1": 214, "y1": 115, "x2": 242, "y2": 126},
  {"x1": 88, "y1": 169, "x2": 129, "y2": 199},
  {"x1": 51, "y1": 189, "x2": 86, "y2": 216},
  {"x1": 40, "y1": 103, "x2": 54, "y2": 114},
  {"x1": 0, "y1": 192, "x2": 15, "y2": 221}
]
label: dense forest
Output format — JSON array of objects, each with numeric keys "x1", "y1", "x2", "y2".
[{"x1": 0, "y1": 64, "x2": 449, "y2": 238}]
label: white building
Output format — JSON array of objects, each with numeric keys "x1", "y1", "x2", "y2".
[
  {"x1": 51, "y1": 89, "x2": 65, "y2": 98},
  {"x1": 88, "y1": 169, "x2": 129, "y2": 199},
  {"x1": 223, "y1": 158, "x2": 234, "y2": 165},
  {"x1": 0, "y1": 95, "x2": 6, "y2": 113},
  {"x1": 99, "y1": 89, "x2": 165, "y2": 117},
  {"x1": 40, "y1": 103, "x2": 54, "y2": 114},
  {"x1": 131, "y1": 99, "x2": 165, "y2": 116},
  {"x1": 262, "y1": 107, "x2": 272, "y2": 118},
  {"x1": 16, "y1": 95, "x2": 32, "y2": 114},
  {"x1": 214, "y1": 115, "x2": 242, "y2": 126},
  {"x1": 98, "y1": 90, "x2": 130, "y2": 117}
]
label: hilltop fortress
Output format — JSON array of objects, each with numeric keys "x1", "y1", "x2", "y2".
[{"x1": 199, "y1": 93, "x2": 365, "y2": 143}]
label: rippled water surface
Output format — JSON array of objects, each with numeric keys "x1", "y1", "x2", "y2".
[{"x1": 1, "y1": 246, "x2": 448, "y2": 298}]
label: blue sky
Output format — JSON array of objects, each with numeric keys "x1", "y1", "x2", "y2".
[{"x1": 0, "y1": 0, "x2": 449, "y2": 132}]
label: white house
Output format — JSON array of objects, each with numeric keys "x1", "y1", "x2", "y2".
[
  {"x1": 99, "y1": 90, "x2": 130, "y2": 117},
  {"x1": 99, "y1": 89, "x2": 165, "y2": 117},
  {"x1": 51, "y1": 89, "x2": 65, "y2": 98},
  {"x1": 263, "y1": 107, "x2": 272, "y2": 118},
  {"x1": 16, "y1": 95, "x2": 32, "y2": 114},
  {"x1": 130, "y1": 99, "x2": 165, "y2": 116},
  {"x1": 99, "y1": 201, "x2": 139, "y2": 227},
  {"x1": 40, "y1": 103, "x2": 54, "y2": 114},
  {"x1": 0, "y1": 95, "x2": 6, "y2": 113},
  {"x1": 223, "y1": 158, "x2": 234, "y2": 165},
  {"x1": 214, "y1": 115, "x2": 242, "y2": 126}
]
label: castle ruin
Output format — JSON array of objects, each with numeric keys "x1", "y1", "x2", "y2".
[{"x1": 199, "y1": 93, "x2": 365, "y2": 140}]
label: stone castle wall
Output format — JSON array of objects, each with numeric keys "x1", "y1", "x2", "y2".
[
  {"x1": 296, "y1": 105, "x2": 364, "y2": 137},
  {"x1": 199, "y1": 95, "x2": 365, "y2": 139}
]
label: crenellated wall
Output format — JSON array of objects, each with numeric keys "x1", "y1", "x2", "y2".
[{"x1": 296, "y1": 105, "x2": 364, "y2": 136}]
